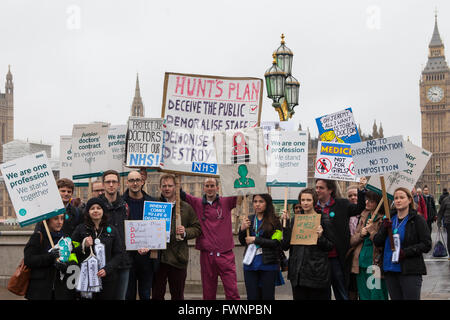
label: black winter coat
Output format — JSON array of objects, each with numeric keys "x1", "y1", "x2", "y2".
[
  {"x1": 72, "y1": 223, "x2": 124, "y2": 282},
  {"x1": 281, "y1": 213, "x2": 335, "y2": 289},
  {"x1": 316, "y1": 189, "x2": 366, "y2": 286},
  {"x1": 100, "y1": 193, "x2": 132, "y2": 269},
  {"x1": 373, "y1": 209, "x2": 431, "y2": 275},
  {"x1": 239, "y1": 214, "x2": 282, "y2": 266},
  {"x1": 24, "y1": 229, "x2": 76, "y2": 300}
]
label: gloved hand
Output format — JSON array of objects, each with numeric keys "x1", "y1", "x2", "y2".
[
  {"x1": 54, "y1": 260, "x2": 68, "y2": 273},
  {"x1": 49, "y1": 248, "x2": 60, "y2": 260},
  {"x1": 382, "y1": 218, "x2": 392, "y2": 230}
]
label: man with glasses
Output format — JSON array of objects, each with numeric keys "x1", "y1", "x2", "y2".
[
  {"x1": 98, "y1": 170, "x2": 130, "y2": 300},
  {"x1": 91, "y1": 179, "x2": 105, "y2": 198},
  {"x1": 122, "y1": 170, "x2": 158, "y2": 300},
  {"x1": 181, "y1": 178, "x2": 240, "y2": 300},
  {"x1": 152, "y1": 174, "x2": 201, "y2": 300}
]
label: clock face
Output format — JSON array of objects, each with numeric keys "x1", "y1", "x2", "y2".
[{"x1": 427, "y1": 86, "x2": 444, "y2": 102}]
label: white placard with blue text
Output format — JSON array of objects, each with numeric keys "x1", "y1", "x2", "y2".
[
  {"x1": 143, "y1": 201, "x2": 173, "y2": 243},
  {"x1": 0, "y1": 152, "x2": 65, "y2": 227}
]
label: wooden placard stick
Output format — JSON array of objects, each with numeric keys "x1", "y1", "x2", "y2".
[
  {"x1": 380, "y1": 176, "x2": 395, "y2": 250},
  {"x1": 234, "y1": 196, "x2": 243, "y2": 234},
  {"x1": 175, "y1": 174, "x2": 183, "y2": 241},
  {"x1": 88, "y1": 177, "x2": 92, "y2": 199},
  {"x1": 283, "y1": 187, "x2": 288, "y2": 228},
  {"x1": 243, "y1": 195, "x2": 250, "y2": 237},
  {"x1": 42, "y1": 220, "x2": 55, "y2": 248}
]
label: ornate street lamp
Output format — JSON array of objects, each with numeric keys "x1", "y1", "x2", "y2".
[{"x1": 264, "y1": 34, "x2": 300, "y2": 121}]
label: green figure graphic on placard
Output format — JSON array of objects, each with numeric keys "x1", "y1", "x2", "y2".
[{"x1": 234, "y1": 164, "x2": 255, "y2": 189}]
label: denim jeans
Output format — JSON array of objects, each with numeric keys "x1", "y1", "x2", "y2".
[
  {"x1": 115, "y1": 268, "x2": 130, "y2": 300},
  {"x1": 328, "y1": 257, "x2": 349, "y2": 300}
]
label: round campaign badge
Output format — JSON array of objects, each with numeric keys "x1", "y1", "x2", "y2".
[
  {"x1": 107, "y1": 226, "x2": 112, "y2": 233},
  {"x1": 329, "y1": 212, "x2": 335, "y2": 218},
  {"x1": 65, "y1": 214, "x2": 69, "y2": 220}
]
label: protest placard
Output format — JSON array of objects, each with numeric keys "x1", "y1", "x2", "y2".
[
  {"x1": 367, "y1": 141, "x2": 432, "y2": 199},
  {"x1": 214, "y1": 127, "x2": 267, "y2": 197},
  {"x1": 71, "y1": 123, "x2": 110, "y2": 180},
  {"x1": 290, "y1": 213, "x2": 321, "y2": 245},
  {"x1": 267, "y1": 130, "x2": 308, "y2": 187},
  {"x1": 161, "y1": 73, "x2": 263, "y2": 176},
  {"x1": 351, "y1": 136, "x2": 407, "y2": 177},
  {"x1": 316, "y1": 108, "x2": 361, "y2": 144},
  {"x1": 0, "y1": 151, "x2": 65, "y2": 227},
  {"x1": 107, "y1": 124, "x2": 127, "y2": 173},
  {"x1": 143, "y1": 201, "x2": 173, "y2": 243},
  {"x1": 60, "y1": 136, "x2": 89, "y2": 187},
  {"x1": 124, "y1": 220, "x2": 166, "y2": 251},
  {"x1": 125, "y1": 117, "x2": 164, "y2": 168},
  {"x1": 314, "y1": 141, "x2": 357, "y2": 182}
]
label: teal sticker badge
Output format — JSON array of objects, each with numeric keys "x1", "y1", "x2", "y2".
[
  {"x1": 18, "y1": 209, "x2": 27, "y2": 217},
  {"x1": 65, "y1": 214, "x2": 69, "y2": 220},
  {"x1": 106, "y1": 226, "x2": 112, "y2": 233},
  {"x1": 329, "y1": 212, "x2": 335, "y2": 218}
]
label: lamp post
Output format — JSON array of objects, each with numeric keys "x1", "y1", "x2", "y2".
[
  {"x1": 264, "y1": 34, "x2": 300, "y2": 121},
  {"x1": 436, "y1": 163, "x2": 441, "y2": 197}
]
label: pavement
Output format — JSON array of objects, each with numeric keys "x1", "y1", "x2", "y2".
[{"x1": 1, "y1": 227, "x2": 449, "y2": 300}]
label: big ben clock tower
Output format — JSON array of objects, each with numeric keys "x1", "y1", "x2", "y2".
[{"x1": 419, "y1": 13, "x2": 449, "y2": 196}]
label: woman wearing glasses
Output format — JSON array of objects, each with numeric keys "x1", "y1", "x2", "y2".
[{"x1": 239, "y1": 194, "x2": 282, "y2": 300}]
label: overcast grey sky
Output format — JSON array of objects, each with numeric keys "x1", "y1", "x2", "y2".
[{"x1": 0, "y1": 0, "x2": 448, "y2": 158}]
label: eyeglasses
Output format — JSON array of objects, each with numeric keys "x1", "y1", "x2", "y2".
[
  {"x1": 128, "y1": 179, "x2": 141, "y2": 184},
  {"x1": 104, "y1": 180, "x2": 119, "y2": 185}
]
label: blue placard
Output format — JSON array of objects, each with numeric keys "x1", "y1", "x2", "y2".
[
  {"x1": 315, "y1": 108, "x2": 361, "y2": 144},
  {"x1": 143, "y1": 201, "x2": 173, "y2": 242}
]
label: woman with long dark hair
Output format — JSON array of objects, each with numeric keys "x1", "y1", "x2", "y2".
[
  {"x1": 72, "y1": 197, "x2": 124, "y2": 300},
  {"x1": 239, "y1": 194, "x2": 282, "y2": 300},
  {"x1": 373, "y1": 187, "x2": 431, "y2": 300},
  {"x1": 281, "y1": 188, "x2": 335, "y2": 300}
]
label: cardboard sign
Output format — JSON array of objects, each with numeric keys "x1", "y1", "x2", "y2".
[
  {"x1": 290, "y1": 213, "x2": 321, "y2": 245},
  {"x1": 351, "y1": 136, "x2": 407, "y2": 177},
  {"x1": 0, "y1": 152, "x2": 65, "y2": 227},
  {"x1": 161, "y1": 72, "x2": 263, "y2": 176},
  {"x1": 124, "y1": 220, "x2": 166, "y2": 251},
  {"x1": 316, "y1": 108, "x2": 361, "y2": 144},
  {"x1": 143, "y1": 201, "x2": 173, "y2": 243},
  {"x1": 71, "y1": 123, "x2": 110, "y2": 180},
  {"x1": 214, "y1": 127, "x2": 268, "y2": 197},
  {"x1": 266, "y1": 130, "x2": 308, "y2": 187},
  {"x1": 126, "y1": 117, "x2": 164, "y2": 168},
  {"x1": 59, "y1": 136, "x2": 89, "y2": 186},
  {"x1": 107, "y1": 124, "x2": 128, "y2": 173},
  {"x1": 367, "y1": 141, "x2": 432, "y2": 199},
  {"x1": 314, "y1": 141, "x2": 357, "y2": 182}
]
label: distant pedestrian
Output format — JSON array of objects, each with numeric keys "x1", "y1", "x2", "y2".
[
  {"x1": 437, "y1": 194, "x2": 450, "y2": 257},
  {"x1": 423, "y1": 185, "x2": 437, "y2": 232},
  {"x1": 439, "y1": 188, "x2": 449, "y2": 205}
]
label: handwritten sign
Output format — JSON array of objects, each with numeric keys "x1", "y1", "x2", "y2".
[
  {"x1": 143, "y1": 201, "x2": 173, "y2": 243},
  {"x1": 351, "y1": 136, "x2": 407, "y2": 177},
  {"x1": 314, "y1": 141, "x2": 357, "y2": 182},
  {"x1": 124, "y1": 220, "x2": 166, "y2": 251},
  {"x1": 0, "y1": 152, "x2": 65, "y2": 227},
  {"x1": 316, "y1": 108, "x2": 361, "y2": 144},
  {"x1": 71, "y1": 123, "x2": 110, "y2": 180},
  {"x1": 290, "y1": 213, "x2": 321, "y2": 245},
  {"x1": 126, "y1": 117, "x2": 164, "y2": 168},
  {"x1": 161, "y1": 73, "x2": 263, "y2": 176},
  {"x1": 367, "y1": 141, "x2": 432, "y2": 200},
  {"x1": 214, "y1": 127, "x2": 268, "y2": 197}
]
